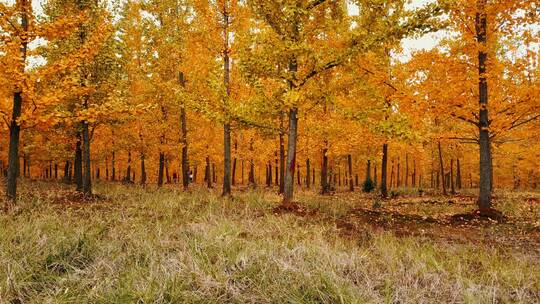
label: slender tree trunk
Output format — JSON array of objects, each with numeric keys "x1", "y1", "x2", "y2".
[
  {"x1": 438, "y1": 141, "x2": 447, "y2": 195},
  {"x1": 306, "y1": 158, "x2": 310, "y2": 189},
  {"x1": 232, "y1": 157, "x2": 237, "y2": 186},
  {"x1": 221, "y1": 4, "x2": 232, "y2": 196},
  {"x1": 5, "y1": 1, "x2": 28, "y2": 205},
  {"x1": 405, "y1": 153, "x2": 409, "y2": 187},
  {"x1": 126, "y1": 150, "x2": 132, "y2": 183},
  {"x1": 6, "y1": 91, "x2": 23, "y2": 203},
  {"x1": 82, "y1": 121, "x2": 92, "y2": 195},
  {"x1": 282, "y1": 108, "x2": 298, "y2": 205},
  {"x1": 456, "y1": 158, "x2": 462, "y2": 189},
  {"x1": 476, "y1": 0, "x2": 492, "y2": 211},
  {"x1": 279, "y1": 114, "x2": 285, "y2": 194},
  {"x1": 275, "y1": 152, "x2": 279, "y2": 186},
  {"x1": 140, "y1": 152, "x2": 146, "y2": 186},
  {"x1": 348, "y1": 154, "x2": 354, "y2": 192},
  {"x1": 205, "y1": 156, "x2": 212, "y2": 188},
  {"x1": 179, "y1": 73, "x2": 190, "y2": 191},
  {"x1": 381, "y1": 144, "x2": 388, "y2": 198},
  {"x1": 111, "y1": 151, "x2": 116, "y2": 181},
  {"x1": 450, "y1": 159, "x2": 455, "y2": 195},
  {"x1": 63, "y1": 161, "x2": 70, "y2": 183},
  {"x1": 397, "y1": 156, "x2": 401, "y2": 188},
  {"x1": 74, "y1": 132, "x2": 83, "y2": 192},
  {"x1": 321, "y1": 147, "x2": 329, "y2": 194}
]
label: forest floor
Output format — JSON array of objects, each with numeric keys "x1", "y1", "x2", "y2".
[{"x1": 1, "y1": 181, "x2": 539, "y2": 303}]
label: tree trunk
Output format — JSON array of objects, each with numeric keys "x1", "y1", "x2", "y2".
[
  {"x1": 405, "y1": 153, "x2": 409, "y2": 187},
  {"x1": 111, "y1": 151, "x2": 116, "y2": 181},
  {"x1": 456, "y1": 158, "x2": 462, "y2": 189},
  {"x1": 438, "y1": 141, "x2": 447, "y2": 195},
  {"x1": 222, "y1": 6, "x2": 232, "y2": 196},
  {"x1": 63, "y1": 161, "x2": 70, "y2": 183},
  {"x1": 348, "y1": 154, "x2": 354, "y2": 192},
  {"x1": 279, "y1": 114, "x2": 285, "y2": 194},
  {"x1": 126, "y1": 150, "x2": 132, "y2": 183},
  {"x1": 321, "y1": 147, "x2": 330, "y2": 194},
  {"x1": 232, "y1": 157, "x2": 237, "y2": 186},
  {"x1": 179, "y1": 74, "x2": 190, "y2": 191},
  {"x1": 306, "y1": 158, "x2": 310, "y2": 189},
  {"x1": 82, "y1": 121, "x2": 92, "y2": 195},
  {"x1": 5, "y1": 2, "x2": 28, "y2": 205},
  {"x1": 140, "y1": 152, "x2": 146, "y2": 186},
  {"x1": 282, "y1": 107, "x2": 298, "y2": 205},
  {"x1": 6, "y1": 91, "x2": 23, "y2": 203},
  {"x1": 476, "y1": 0, "x2": 492, "y2": 211},
  {"x1": 381, "y1": 144, "x2": 388, "y2": 198},
  {"x1": 450, "y1": 159, "x2": 455, "y2": 195},
  {"x1": 74, "y1": 132, "x2": 83, "y2": 192},
  {"x1": 205, "y1": 156, "x2": 212, "y2": 188}
]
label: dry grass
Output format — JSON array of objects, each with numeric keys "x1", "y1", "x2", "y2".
[{"x1": 0, "y1": 181, "x2": 539, "y2": 303}]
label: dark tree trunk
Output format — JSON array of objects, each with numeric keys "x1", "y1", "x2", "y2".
[
  {"x1": 282, "y1": 55, "x2": 299, "y2": 206},
  {"x1": 22, "y1": 154, "x2": 27, "y2": 178},
  {"x1": 205, "y1": 156, "x2": 212, "y2": 188},
  {"x1": 476, "y1": 0, "x2": 492, "y2": 211},
  {"x1": 63, "y1": 161, "x2": 70, "y2": 183},
  {"x1": 348, "y1": 154, "x2": 354, "y2": 192},
  {"x1": 412, "y1": 159, "x2": 417, "y2": 187},
  {"x1": 450, "y1": 159, "x2": 456, "y2": 194},
  {"x1": 222, "y1": 8, "x2": 232, "y2": 196},
  {"x1": 306, "y1": 158, "x2": 310, "y2": 189},
  {"x1": 126, "y1": 150, "x2": 132, "y2": 183},
  {"x1": 248, "y1": 160, "x2": 256, "y2": 187},
  {"x1": 6, "y1": 94, "x2": 22, "y2": 203},
  {"x1": 54, "y1": 163, "x2": 58, "y2": 179},
  {"x1": 178, "y1": 74, "x2": 189, "y2": 191},
  {"x1": 5, "y1": 3, "x2": 28, "y2": 205},
  {"x1": 321, "y1": 147, "x2": 330, "y2": 194},
  {"x1": 268, "y1": 161, "x2": 273, "y2": 187},
  {"x1": 396, "y1": 157, "x2": 401, "y2": 188},
  {"x1": 297, "y1": 162, "x2": 301, "y2": 186},
  {"x1": 140, "y1": 152, "x2": 146, "y2": 186},
  {"x1": 111, "y1": 151, "x2": 116, "y2": 181},
  {"x1": 232, "y1": 157, "x2": 237, "y2": 186},
  {"x1": 82, "y1": 121, "x2": 92, "y2": 195},
  {"x1": 438, "y1": 141, "x2": 447, "y2": 195},
  {"x1": 381, "y1": 144, "x2": 388, "y2": 198},
  {"x1": 405, "y1": 153, "x2": 409, "y2": 187},
  {"x1": 166, "y1": 162, "x2": 171, "y2": 183},
  {"x1": 374, "y1": 165, "x2": 377, "y2": 187},
  {"x1": 74, "y1": 132, "x2": 83, "y2": 192},
  {"x1": 279, "y1": 114, "x2": 285, "y2": 194},
  {"x1": 274, "y1": 151, "x2": 279, "y2": 186},
  {"x1": 390, "y1": 158, "x2": 395, "y2": 189},
  {"x1": 158, "y1": 152, "x2": 165, "y2": 187},
  {"x1": 456, "y1": 158, "x2": 462, "y2": 189}
]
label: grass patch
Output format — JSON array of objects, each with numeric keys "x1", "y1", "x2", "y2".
[{"x1": 0, "y1": 181, "x2": 539, "y2": 303}]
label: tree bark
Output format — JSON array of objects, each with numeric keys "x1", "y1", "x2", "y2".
[
  {"x1": 348, "y1": 154, "x2": 354, "y2": 192},
  {"x1": 82, "y1": 121, "x2": 92, "y2": 195},
  {"x1": 381, "y1": 144, "x2": 388, "y2": 198},
  {"x1": 205, "y1": 156, "x2": 212, "y2": 188},
  {"x1": 456, "y1": 158, "x2": 462, "y2": 189},
  {"x1": 476, "y1": 0, "x2": 492, "y2": 211},
  {"x1": 321, "y1": 147, "x2": 330, "y2": 194},
  {"x1": 306, "y1": 158, "x2": 310, "y2": 189},
  {"x1": 5, "y1": 1, "x2": 28, "y2": 205},
  {"x1": 282, "y1": 108, "x2": 298, "y2": 205},
  {"x1": 74, "y1": 132, "x2": 83, "y2": 192},
  {"x1": 438, "y1": 141, "x2": 447, "y2": 195},
  {"x1": 279, "y1": 113, "x2": 285, "y2": 194},
  {"x1": 6, "y1": 92, "x2": 23, "y2": 203},
  {"x1": 222, "y1": 3, "x2": 232, "y2": 196},
  {"x1": 179, "y1": 73, "x2": 190, "y2": 191},
  {"x1": 450, "y1": 159, "x2": 455, "y2": 195}
]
